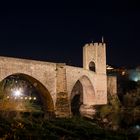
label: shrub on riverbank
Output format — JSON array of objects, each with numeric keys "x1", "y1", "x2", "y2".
[{"x1": 0, "y1": 116, "x2": 139, "y2": 140}]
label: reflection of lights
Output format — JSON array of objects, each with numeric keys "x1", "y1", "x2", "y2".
[
  {"x1": 7, "y1": 96, "x2": 9, "y2": 99},
  {"x1": 20, "y1": 97, "x2": 23, "y2": 99},
  {"x1": 6, "y1": 94, "x2": 37, "y2": 101},
  {"x1": 13, "y1": 89, "x2": 23, "y2": 97}
]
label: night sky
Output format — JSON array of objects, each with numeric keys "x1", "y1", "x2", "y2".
[{"x1": 0, "y1": 1, "x2": 140, "y2": 68}]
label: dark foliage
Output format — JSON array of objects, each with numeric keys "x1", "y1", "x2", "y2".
[{"x1": 0, "y1": 116, "x2": 139, "y2": 140}]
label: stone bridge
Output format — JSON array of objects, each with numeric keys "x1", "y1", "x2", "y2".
[{"x1": 0, "y1": 42, "x2": 115, "y2": 118}]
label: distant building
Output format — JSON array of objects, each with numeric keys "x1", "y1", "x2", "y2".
[{"x1": 107, "y1": 65, "x2": 128, "y2": 77}]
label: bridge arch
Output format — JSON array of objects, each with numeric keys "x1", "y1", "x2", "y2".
[
  {"x1": 0, "y1": 73, "x2": 54, "y2": 118},
  {"x1": 71, "y1": 75, "x2": 95, "y2": 117}
]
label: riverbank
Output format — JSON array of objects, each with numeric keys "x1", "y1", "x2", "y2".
[{"x1": 0, "y1": 116, "x2": 139, "y2": 140}]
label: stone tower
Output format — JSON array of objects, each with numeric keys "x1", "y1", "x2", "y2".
[{"x1": 83, "y1": 42, "x2": 106, "y2": 74}]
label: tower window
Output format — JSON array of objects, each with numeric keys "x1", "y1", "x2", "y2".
[{"x1": 89, "y1": 61, "x2": 95, "y2": 72}]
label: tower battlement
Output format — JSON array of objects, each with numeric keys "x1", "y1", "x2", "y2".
[
  {"x1": 85, "y1": 42, "x2": 105, "y2": 47},
  {"x1": 83, "y1": 42, "x2": 106, "y2": 74}
]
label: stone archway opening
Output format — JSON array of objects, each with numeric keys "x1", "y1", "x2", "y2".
[
  {"x1": 71, "y1": 76, "x2": 96, "y2": 118},
  {"x1": 89, "y1": 61, "x2": 96, "y2": 72},
  {"x1": 71, "y1": 80, "x2": 83, "y2": 116},
  {"x1": 0, "y1": 73, "x2": 54, "y2": 119}
]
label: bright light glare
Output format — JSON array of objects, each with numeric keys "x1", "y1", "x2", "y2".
[
  {"x1": 135, "y1": 125, "x2": 140, "y2": 130},
  {"x1": 133, "y1": 77, "x2": 138, "y2": 82},
  {"x1": 13, "y1": 89, "x2": 22, "y2": 97}
]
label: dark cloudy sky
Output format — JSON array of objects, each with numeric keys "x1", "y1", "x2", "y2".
[{"x1": 0, "y1": 0, "x2": 140, "y2": 68}]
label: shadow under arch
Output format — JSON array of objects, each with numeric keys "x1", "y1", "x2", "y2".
[
  {"x1": 0, "y1": 73, "x2": 54, "y2": 116},
  {"x1": 71, "y1": 75, "x2": 95, "y2": 117}
]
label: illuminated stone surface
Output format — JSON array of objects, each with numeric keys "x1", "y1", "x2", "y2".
[{"x1": 0, "y1": 42, "x2": 116, "y2": 118}]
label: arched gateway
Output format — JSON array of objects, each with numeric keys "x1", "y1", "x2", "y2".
[
  {"x1": 71, "y1": 76, "x2": 95, "y2": 118},
  {"x1": 0, "y1": 42, "x2": 114, "y2": 118}
]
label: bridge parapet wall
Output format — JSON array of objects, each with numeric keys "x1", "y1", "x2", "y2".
[{"x1": 0, "y1": 56, "x2": 57, "y2": 105}]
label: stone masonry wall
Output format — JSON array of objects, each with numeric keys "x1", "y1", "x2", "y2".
[
  {"x1": 0, "y1": 56, "x2": 57, "y2": 106},
  {"x1": 0, "y1": 55, "x2": 108, "y2": 118},
  {"x1": 55, "y1": 64, "x2": 70, "y2": 117},
  {"x1": 66, "y1": 66, "x2": 107, "y2": 105},
  {"x1": 107, "y1": 76, "x2": 117, "y2": 96}
]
